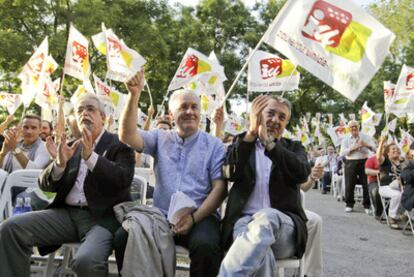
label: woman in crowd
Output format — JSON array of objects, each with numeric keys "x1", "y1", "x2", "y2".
[{"x1": 377, "y1": 136, "x2": 404, "y2": 229}]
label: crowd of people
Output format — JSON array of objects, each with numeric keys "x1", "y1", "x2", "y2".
[
  {"x1": 0, "y1": 69, "x2": 412, "y2": 277},
  {"x1": 308, "y1": 122, "x2": 414, "y2": 231}
]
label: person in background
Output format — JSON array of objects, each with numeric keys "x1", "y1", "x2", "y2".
[
  {"x1": 40, "y1": 120, "x2": 53, "y2": 141},
  {"x1": 340, "y1": 120, "x2": 375, "y2": 213},
  {"x1": 365, "y1": 154, "x2": 382, "y2": 220}
]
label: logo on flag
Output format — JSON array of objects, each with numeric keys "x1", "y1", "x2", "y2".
[
  {"x1": 262, "y1": 0, "x2": 395, "y2": 101},
  {"x1": 406, "y1": 71, "x2": 414, "y2": 90},
  {"x1": 64, "y1": 25, "x2": 90, "y2": 81},
  {"x1": 248, "y1": 50, "x2": 299, "y2": 92},
  {"x1": 302, "y1": 0, "x2": 372, "y2": 63},
  {"x1": 260, "y1": 58, "x2": 282, "y2": 79}
]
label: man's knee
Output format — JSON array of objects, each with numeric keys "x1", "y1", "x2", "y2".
[{"x1": 253, "y1": 208, "x2": 284, "y2": 227}]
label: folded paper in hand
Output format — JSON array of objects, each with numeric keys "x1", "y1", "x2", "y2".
[{"x1": 167, "y1": 191, "x2": 197, "y2": 225}]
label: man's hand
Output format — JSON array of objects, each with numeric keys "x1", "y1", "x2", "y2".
[
  {"x1": 45, "y1": 136, "x2": 57, "y2": 159},
  {"x1": 126, "y1": 68, "x2": 145, "y2": 97},
  {"x1": 56, "y1": 135, "x2": 80, "y2": 168},
  {"x1": 147, "y1": 105, "x2": 155, "y2": 118},
  {"x1": 310, "y1": 164, "x2": 324, "y2": 180},
  {"x1": 245, "y1": 95, "x2": 269, "y2": 142},
  {"x1": 213, "y1": 106, "x2": 225, "y2": 127},
  {"x1": 2, "y1": 128, "x2": 19, "y2": 154},
  {"x1": 173, "y1": 207, "x2": 196, "y2": 235},
  {"x1": 81, "y1": 127, "x2": 93, "y2": 160}
]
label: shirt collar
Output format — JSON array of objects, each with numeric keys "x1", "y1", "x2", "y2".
[{"x1": 175, "y1": 130, "x2": 200, "y2": 145}]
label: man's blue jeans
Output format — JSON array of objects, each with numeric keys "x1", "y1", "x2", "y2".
[{"x1": 219, "y1": 208, "x2": 297, "y2": 277}]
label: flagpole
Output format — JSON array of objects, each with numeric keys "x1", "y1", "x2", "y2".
[
  {"x1": 221, "y1": 31, "x2": 270, "y2": 105},
  {"x1": 281, "y1": 64, "x2": 298, "y2": 98},
  {"x1": 145, "y1": 81, "x2": 153, "y2": 107}
]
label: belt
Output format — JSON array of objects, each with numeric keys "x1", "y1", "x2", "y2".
[{"x1": 67, "y1": 205, "x2": 89, "y2": 210}]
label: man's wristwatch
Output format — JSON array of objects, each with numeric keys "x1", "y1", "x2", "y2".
[{"x1": 12, "y1": 148, "x2": 22, "y2": 155}]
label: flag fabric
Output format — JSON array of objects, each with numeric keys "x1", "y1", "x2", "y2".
[
  {"x1": 44, "y1": 55, "x2": 58, "y2": 76},
  {"x1": 407, "y1": 113, "x2": 414, "y2": 124},
  {"x1": 381, "y1": 118, "x2": 397, "y2": 136},
  {"x1": 372, "y1": 113, "x2": 382, "y2": 126},
  {"x1": 93, "y1": 74, "x2": 112, "y2": 98},
  {"x1": 19, "y1": 37, "x2": 48, "y2": 107},
  {"x1": 384, "y1": 81, "x2": 396, "y2": 113},
  {"x1": 262, "y1": 0, "x2": 395, "y2": 101},
  {"x1": 359, "y1": 102, "x2": 375, "y2": 124},
  {"x1": 103, "y1": 28, "x2": 146, "y2": 82},
  {"x1": 64, "y1": 24, "x2": 91, "y2": 81},
  {"x1": 361, "y1": 124, "x2": 376, "y2": 137},
  {"x1": 247, "y1": 50, "x2": 300, "y2": 92},
  {"x1": 0, "y1": 93, "x2": 22, "y2": 115},
  {"x1": 35, "y1": 76, "x2": 59, "y2": 109},
  {"x1": 168, "y1": 48, "x2": 217, "y2": 91},
  {"x1": 388, "y1": 65, "x2": 414, "y2": 117},
  {"x1": 398, "y1": 129, "x2": 414, "y2": 157},
  {"x1": 223, "y1": 114, "x2": 247, "y2": 136}
]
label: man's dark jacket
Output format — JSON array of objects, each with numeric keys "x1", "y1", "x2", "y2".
[
  {"x1": 38, "y1": 131, "x2": 135, "y2": 254},
  {"x1": 401, "y1": 160, "x2": 414, "y2": 211},
  {"x1": 221, "y1": 133, "x2": 310, "y2": 258}
]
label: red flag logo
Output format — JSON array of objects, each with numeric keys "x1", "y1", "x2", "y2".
[
  {"x1": 302, "y1": 0, "x2": 352, "y2": 48},
  {"x1": 260, "y1": 58, "x2": 282, "y2": 80},
  {"x1": 177, "y1": 55, "x2": 198, "y2": 78}
]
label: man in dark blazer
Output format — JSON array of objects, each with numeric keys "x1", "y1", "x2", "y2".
[
  {"x1": 0, "y1": 93, "x2": 135, "y2": 277},
  {"x1": 219, "y1": 95, "x2": 310, "y2": 276}
]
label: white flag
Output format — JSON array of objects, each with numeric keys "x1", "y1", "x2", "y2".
[
  {"x1": 359, "y1": 102, "x2": 375, "y2": 124},
  {"x1": 168, "y1": 48, "x2": 217, "y2": 91},
  {"x1": 19, "y1": 37, "x2": 48, "y2": 107},
  {"x1": 384, "y1": 81, "x2": 395, "y2": 113},
  {"x1": 0, "y1": 93, "x2": 22, "y2": 115},
  {"x1": 388, "y1": 64, "x2": 414, "y2": 117},
  {"x1": 104, "y1": 28, "x2": 146, "y2": 82},
  {"x1": 64, "y1": 24, "x2": 91, "y2": 81},
  {"x1": 93, "y1": 74, "x2": 112, "y2": 98},
  {"x1": 262, "y1": 0, "x2": 395, "y2": 101},
  {"x1": 248, "y1": 50, "x2": 299, "y2": 92},
  {"x1": 35, "y1": 76, "x2": 59, "y2": 109}
]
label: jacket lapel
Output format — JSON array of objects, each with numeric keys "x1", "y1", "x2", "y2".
[{"x1": 94, "y1": 131, "x2": 112, "y2": 156}]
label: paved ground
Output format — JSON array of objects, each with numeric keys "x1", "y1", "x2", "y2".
[
  {"x1": 33, "y1": 189, "x2": 414, "y2": 276},
  {"x1": 306, "y1": 188, "x2": 414, "y2": 277}
]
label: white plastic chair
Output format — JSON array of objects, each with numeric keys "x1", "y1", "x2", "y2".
[
  {"x1": 0, "y1": 169, "x2": 9, "y2": 220},
  {"x1": 0, "y1": 169, "x2": 41, "y2": 221},
  {"x1": 135, "y1": 167, "x2": 156, "y2": 187}
]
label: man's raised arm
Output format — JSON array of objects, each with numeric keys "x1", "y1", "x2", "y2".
[{"x1": 119, "y1": 69, "x2": 146, "y2": 151}]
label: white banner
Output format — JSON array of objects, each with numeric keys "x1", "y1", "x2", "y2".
[
  {"x1": 263, "y1": 0, "x2": 395, "y2": 101},
  {"x1": 384, "y1": 81, "x2": 395, "y2": 114},
  {"x1": 0, "y1": 93, "x2": 22, "y2": 115},
  {"x1": 103, "y1": 28, "x2": 146, "y2": 82},
  {"x1": 64, "y1": 24, "x2": 91, "y2": 81},
  {"x1": 247, "y1": 50, "x2": 299, "y2": 92},
  {"x1": 388, "y1": 64, "x2": 414, "y2": 117},
  {"x1": 18, "y1": 37, "x2": 48, "y2": 107}
]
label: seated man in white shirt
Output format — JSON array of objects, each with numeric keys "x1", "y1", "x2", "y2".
[
  {"x1": 0, "y1": 114, "x2": 51, "y2": 209},
  {"x1": 0, "y1": 114, "x2": 50, "y2": 172}
]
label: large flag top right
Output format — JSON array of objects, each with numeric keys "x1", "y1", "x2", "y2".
[{"x1": 262, "y1": 0, "x2": 395, "y2": 101}]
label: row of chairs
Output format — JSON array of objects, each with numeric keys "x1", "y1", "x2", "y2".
[{"x1": 0, "y1": 167, "x2": 305, "y2": 276}]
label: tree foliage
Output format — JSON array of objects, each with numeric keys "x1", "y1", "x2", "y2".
[{"x1": 0, "y1": 0, "x2": 412, "y2": 130}]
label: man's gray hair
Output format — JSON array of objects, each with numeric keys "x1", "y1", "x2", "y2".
[
  {"x1": 348, "y1": 119, "x2": 359, "y2": 127},
  {"x1": 75, "y1": 93, "x2": 105, "y2": 114},
  {"x1": 168, "y1": 89, "x2": 200, "y2": 111},
  {"x1": 269, "y1": 95, "x2": 292, "y2": 120}
]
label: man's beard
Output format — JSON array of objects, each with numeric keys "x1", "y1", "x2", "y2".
[{"x1": 79, "y1": 121, "x2": 94, "y2": 132}]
